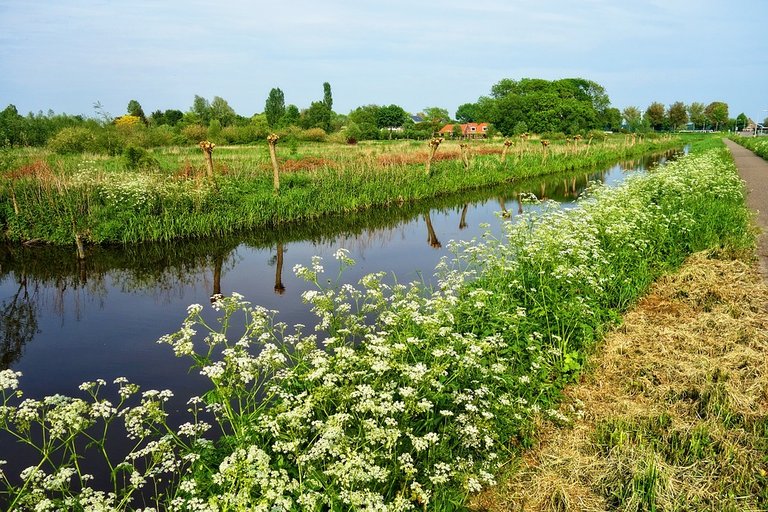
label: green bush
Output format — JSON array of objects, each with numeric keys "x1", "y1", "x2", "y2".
[
  {"x1": 299, "y1": 127, "x2": 327, "y2": 142},
  {"x1": 47, "y1": 127, "x2": 98, "y2": 154}
]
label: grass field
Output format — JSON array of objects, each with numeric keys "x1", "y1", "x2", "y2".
[{"x1": 0, "y1": 134, "x2": 685, "y2": 245}]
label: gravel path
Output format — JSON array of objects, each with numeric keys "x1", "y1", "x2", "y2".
[{"x1": 723, "y1": 138, "x2": 768, "y2": 279}]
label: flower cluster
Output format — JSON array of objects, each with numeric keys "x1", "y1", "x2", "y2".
[{"x1": 0, "y1": 147, "x2": 751, "y2": 510}]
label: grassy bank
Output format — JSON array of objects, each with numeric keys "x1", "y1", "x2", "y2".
[
  {"x1": 474, "y1": 253, "x2": 768, "y2": 511},
  {"x1": 729, "y1": 134, "x2": 768, "y2": 160},
  {"x1": 0, "y1": 141, "x2": 750, "y2": 510},
  {"x1": 0, "y1": 135, "x2": 683, "y2": 245}
]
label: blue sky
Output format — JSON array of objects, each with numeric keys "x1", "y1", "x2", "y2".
[{"x1": 1, "y1": 0, "x2": 766, "y2": 122}]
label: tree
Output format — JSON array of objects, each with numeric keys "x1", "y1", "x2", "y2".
[
  {"x1": 601, "y1": 107, "x2": 622, "y2": 132},
  {"x1": 622, "y1": 106, "x2": 643, "y2": 132},
  {"x1": 191, "y1": 95, "x2": 211, "y2": 125},
  {"x1": 735, "y1": 112, "x2": 749, "y2": 131},
  {"x1": 127, "y1": 100, "x2": 146, "y2": 123},
  {"x1": 376, "y1": 104, "x2": 408, "y2": 133},
  {"x1": 209, "y1": 96, "x2": 237, "y2": 126},
  {"x1": 688, "y1": 102, "x2": 707, "y2": 130},
  {"x1": 645, "y1": 102, "x2": 666, "y2": 131},
  {"x1": 422, "y1": 107, "x2": 450, "y2": 124},
  {"x1": 455, "y1": 103, "x2": 479, "y2": 123},
  {"x1": 300, "y1": 101, "x2": 332, "y2": 130},
  {"x1": 667, "y1": 101, "x2": 688, "y2": 131},
  {"x1": 705, "y1": 101, "x2": 729, "y2": 131},
  {"x1": 265, "y1": 88, "x2": 286, "y2": 128},
  {"x1": 323, "y1": 82, "x2": 333, "y2": 112},
  {"x1": 281, "y1": 104, "x2": 300, "y2": 127}
]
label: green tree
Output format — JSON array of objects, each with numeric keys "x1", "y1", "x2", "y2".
[
  {"x1": 281, "y1": 104, "x2": 300, "y2": 127},
  {"x1": 127, "y1": 100, "x2": 146, "y2": 123},
  {"x1": 688, "y1": 102, "x2": 707, "y2": 130},
  {"x1": 601, "y1": 107, "x2": 622, "y2": 132},
  {"x1": 622, "y1": 106, "x2": 643, "y2": 132},
  {"x1": 300, "y1": 101, "x2": 332, "y2": 130},
  {"x1": 455, "y1": 103, "x2": 479, "y2": 123},
  {"x1": 0, "y1": 104, "x2": 25, "y2": 146},
  {"x1": 735, "y1": 112, "x2": 749, "y2": 131},
  {"x1": 323, "y1": 82, "x2": 333, "y2": 112},
  {"x1": 265, "y1": 88, "x2": 286, "y2": 128},
  {"x1": 376, "y1": 104, "x2": 408, "y2": 138},
  {"x1": 209, "y1": 96, "x2": 237, "y2": 126},
  {"x1": 667, "y1": 102, "x2": 688, "y2": 131},
  {"x1": 191, "y1": 95, "x2": 211, "y2": 125},
  {"x1": 705, "y1": 101, "x2": 729, "y2": 131},
  {"x1": 645, "y1": 102, "x2": 667, "y2": 131}
]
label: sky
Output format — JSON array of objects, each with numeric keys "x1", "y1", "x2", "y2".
[{"x1": 1, "y1": 0, "x2": 767, "y2": 122}]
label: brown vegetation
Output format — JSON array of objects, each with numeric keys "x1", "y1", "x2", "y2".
[{"x1": 473, "y1": 252, "x2": 768, "y2": 511}]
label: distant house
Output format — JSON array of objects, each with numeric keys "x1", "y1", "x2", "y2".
[
  {"x1": 410, "y1": 114, "x2": 424, "y2": 124},
  {"x1": 438, "y1": 122, "x2": 490, "y2": 139}
]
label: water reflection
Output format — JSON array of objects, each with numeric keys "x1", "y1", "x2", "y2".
[{"x1": 0, "y1": 149, "x2": 682, "y2": 373}]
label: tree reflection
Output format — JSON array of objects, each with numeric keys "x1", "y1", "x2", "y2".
[
  {"x1": 424, "y1": 213, "x2": 441, "y2": 249},
  {"x1": 459, "y1": 204, "x2": 469, "y2": 230},
  {"x1": 0, "y1": 275, "x2": 39, "y2": 369},
  {"x1": 274, "y1": 242, "x2": 286, "y2": 295}
]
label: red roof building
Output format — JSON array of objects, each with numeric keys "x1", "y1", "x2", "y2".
[{"x1": 438, "y1": 122, "x2": 490, "y2": 138}]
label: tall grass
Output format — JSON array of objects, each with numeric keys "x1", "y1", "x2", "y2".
[
  {"x1": 0, "y1": 142, "x2": 751, "y2": 510},
  {"x1": 0, "y1": 136, "x2": 686, "y2": 245}
]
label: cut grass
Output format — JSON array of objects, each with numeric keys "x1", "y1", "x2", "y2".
[{"x1": 472, "y1": 252, "x2": 768, "y2": 511}]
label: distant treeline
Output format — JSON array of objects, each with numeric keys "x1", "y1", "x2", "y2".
[{"x1": 0, "y1": 77, "x2": 745, "y2": 153}]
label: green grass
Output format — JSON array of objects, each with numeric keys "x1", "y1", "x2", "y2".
[
  {"x1": 0, "y1": 140, "x2": 753, "y2": 510},
  {"x1": 0, "y1": 135, "x2": 690, "y2": 245}
]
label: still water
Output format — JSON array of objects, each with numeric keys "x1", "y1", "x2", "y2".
[{"x1": 0, "y1": 151, "x2": 678, "y2": 420}]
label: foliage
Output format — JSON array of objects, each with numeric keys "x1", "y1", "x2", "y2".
[
  {"x1": 455, "y1": 103, "x2": 479, "y2": 123},
  {"x1": 264, "y1": 88, "x2": 286, "y2": 128},
  {"x1": 476, "y1": 78, "x2": 609, "y2": 135},
  {"x1": 667, "y1": 102, "x2": 688, "y2": 131},
  {"x1": 622, "y1": 107, "x2": 643, "y2": 133},
  {"x1": 0, "y1": 144, "x2": 751, "y2": 510},
  {"x1": 281, "y1": 105, "x2": 300, "y2": 127},
  {"x1": 300, "y1": 101, "x2": 332, "y2": 131},
  {"x1": 376, "y1": 105, "x2": 409, "y2": 130},
  {"x1": 209, "y1": 96, "x2": 237, "y2": 127},
  {"x1": 705, "y1": 101, "x2": 729, "y2": 131},
  {"x1": 47, "y1": 127, "x2": 98, "y2": 154},
  {"x1": 126, "y1": 100, "x2": 146, "y2": 122},
  {"x1": 687, "y1": 102, "x2": 707, "y2": 130},
  {"x1": 644, "y1": 102, "x2": 666, "y2": 131}
]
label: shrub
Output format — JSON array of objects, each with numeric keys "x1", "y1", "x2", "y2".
[
  {"x1": 181, "y1": 124, "x2": 207, "y2": 144},
  {"x1": 299, "y1": 127, "x2": 327, "y2": 142},
  {"x1": 47, "y1": 127, "x2": 98, "y2": 154}
]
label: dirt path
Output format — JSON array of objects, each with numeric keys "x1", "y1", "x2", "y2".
[{"x1": 723, "y1": 138, "x2": 768, "y2": 279}]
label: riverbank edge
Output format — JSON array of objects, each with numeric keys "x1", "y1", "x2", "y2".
[{"x1": 2, "y1": 137, "x2": 688, "y2": 246}]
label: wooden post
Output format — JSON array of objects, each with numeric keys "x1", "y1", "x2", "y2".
[
  {"x1": 199, "y1": 141, "x2": 215, "y2": 179},
  {"x1": 425, "y1": 137, "x2": 443, "y2": 176},
  {"x1": 267, "y1": 133, "x2": 280, "y2": 193},
  {"x1": 74, "y1": 233, "x2": 86, "y2": 260}
]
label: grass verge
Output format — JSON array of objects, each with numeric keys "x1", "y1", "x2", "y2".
[{"x1": 472, "y1": 252, "x2": 768, "y2": 511}]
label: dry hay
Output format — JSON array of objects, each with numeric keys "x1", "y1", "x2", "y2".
[{"x1": 473, "y1": 252, "x2": 768, "y2": 511}]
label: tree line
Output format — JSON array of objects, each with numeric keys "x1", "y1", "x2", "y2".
[{"x1": 0, "y1": 77, "x2": 751, "y2": 152}]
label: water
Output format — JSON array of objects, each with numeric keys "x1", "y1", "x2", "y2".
[{"x1": 0, "y1": 150, "x2": 679, "y2": 482}]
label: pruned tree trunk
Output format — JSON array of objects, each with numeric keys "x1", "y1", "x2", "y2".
[
  {"x1": 74, "y1": 233, "x2": 86, "y2": 260},
  {"x1": 459, "y1": 203, "x2": 469, "y2": 230},
  {"x1": 274, "y1": 242, "x2": 285, "y2": 295},
  {"x1": 425, "y1": 137, "x2": 443, "y2": 176},
  {"x1": 199, "y1": 141, "x2": 216, "y2": 179},
  {"x1": 501, "y1": 139, "x2": 513, "y2": 164},
  {"x1": 424, "y1": 213, "x2": 441, "y2": 248},
  {"x1": 267, "y1": 133, "x2": 281, "y2": 193},
  {"x1": 460, "y1": 143, "x2": 470, "y2": 170}
]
